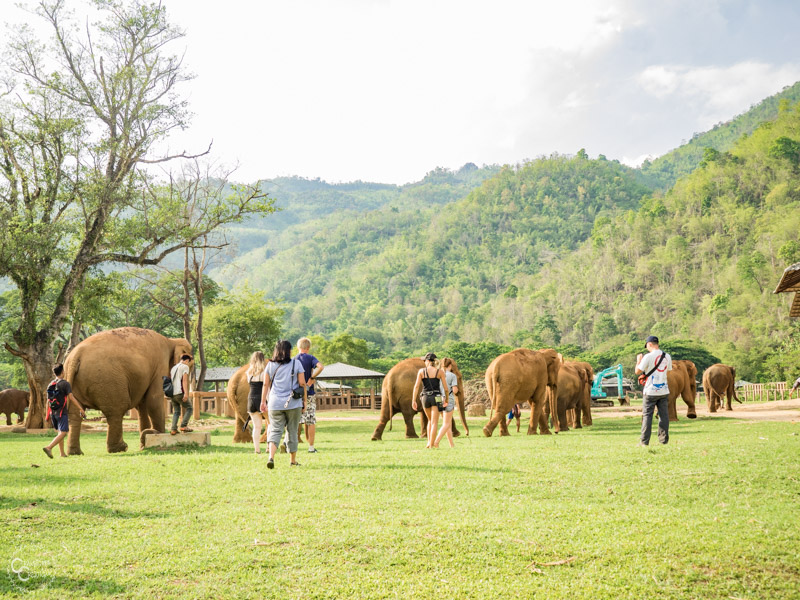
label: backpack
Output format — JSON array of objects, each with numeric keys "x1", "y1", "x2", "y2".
[
  {"x1": 47, "y1": 379, "x2": 67, "y2": 414},
  {"x1": 163, "y1": 364, "x2": 179, "y2": 397}
]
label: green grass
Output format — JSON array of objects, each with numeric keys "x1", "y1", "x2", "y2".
[{"x1": 1, "y1": 415, "x2": 798, "y2": 599}]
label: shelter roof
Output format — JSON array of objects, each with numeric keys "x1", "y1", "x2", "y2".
[
  {"x1": 774, "y1": 262, "x2": 800, "y2": 317},
  {"x1": 316, "y1": 362, "x2": 384, "y2": 380},
  {"x1": 317, "y1": 380, "x2": 352, "y2": 390},
  {"x1": 204, "y1": 367, "x2": 240, "y2": 382}
]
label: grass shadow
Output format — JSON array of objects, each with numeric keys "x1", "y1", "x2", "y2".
[
  {"x1": 4, "y1": 573, "x2": 126, "y2": 595},
  {"x1": 0, "y1": 495, "x2": 161, "y2": 518}
]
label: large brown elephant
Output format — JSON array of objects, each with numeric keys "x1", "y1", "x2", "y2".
[
  {"x1": 667, "y1": 360, "x2": 698, "y2": 421},
  {"x1": 0, "y1": 389, "x2": 28, "y2": 425},
  {"x1": 371, "y1": 358, "x2": 468, "y2": 441},
  {"x1": 567, "y1": 361, "x2": 594, "y2": 428},
  {"x1": 703, "y1": 364, "x2": 740, "y2": 412},
  {"x1": 484, "y1": 348, "x2": 561, "y2": 436},
  {"x1": 225, "y1": 365, "x2": 303, "y2": 445},
  {"x1": 546, "y1": 362, "x2": 586, "y2": 432},
  {"x1": 64, "y1": 328, "x2": 192, "y2": 454}
]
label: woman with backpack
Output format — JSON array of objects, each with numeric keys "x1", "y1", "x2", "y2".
[
  {"x1": 246, "y1": 351, "x2": 268, "y2": 455},
  {"x1": 260, "y1": 340, "x2": 307, "y2": 469},
  {"x1": 411, "y1": 352, "x2": 449, "y2": 449}
]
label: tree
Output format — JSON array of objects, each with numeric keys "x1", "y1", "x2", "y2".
[
  {"x1": 309, "y1": 334, "x2": 371, "y2": 368},
  {"x1": 0, "y1": 1, "x2": 266, "y2": 427},
  {"x1": 202, "y1": 287, "x2": 283, "y2": 367}
]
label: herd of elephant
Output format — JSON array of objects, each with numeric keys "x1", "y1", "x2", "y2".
[
  {"x1": 370, "y1": 350, "x2": 738, "y2": 441},
  {"x1": 0, "y1": 327, "x2": 742, "y2": 454}
]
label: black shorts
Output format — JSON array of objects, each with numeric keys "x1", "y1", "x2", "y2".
[
  {"x1": 247, "y1": 396, "x2": 262, "y2": 413},
  {"x1": 422, "y1": 394, "x2": 441, "y2": 410}
]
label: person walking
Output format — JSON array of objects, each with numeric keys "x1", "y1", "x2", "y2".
[
  {"x1": 261, "y1": 340, "x2": 307, "y2": 469},
  {"x1": 433, "y1": 357, "x2": 459, "y2": 448},
  {"x1": 635, "y1": 335, "x2": 672, "y2": 446},
  {"x1": 294, "y1": 337, "x2": 324, "y2": 453},
  {"x1": 42, "y1": 363, "x2": 85, "y2": 458},
  {"x1": 411, "y1": 352, "x2": 449, "y2": 449},
  {"x1": 246, "y1": 351, "x2": 268, "y2": 454},
  {"x1": 169, "y1": 354, "x2": 194, "y2": 435},
  {"x1": 790, "y1": 374, "x2": 800, "y2": 397}
]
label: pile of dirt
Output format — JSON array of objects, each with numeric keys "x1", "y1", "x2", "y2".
[{"x1": 463, "y1": 377, "x2": 489, "y2": 407}]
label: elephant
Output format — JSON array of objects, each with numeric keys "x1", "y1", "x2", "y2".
[
  {"x1": 226, "y1": 365, "x2": 303, "y2": 445},
  {"x1": 545, "y1": 362, "x2": 586, "y2": 432},
  {"x1": 0, "y1": 388, "x2": 28, "y2": 425},
  {"x1": 566, "y1": 361, "x2": 594, "y2": 428},
  {"x1": 371, "y1": 358, "x2": 468, "y2": 441},
  {"x1": 702, "y1": 364, "x2": 741, "y2": 412},
  {"x1": 667, "y1": 360, "x2": 698, "y2": 421},
  {"x1": 64, "y1": 327, "x2": 193, "y2": 454},
  {"x1": 483, "y1": 348, "x2": 562, "y2": 436}
]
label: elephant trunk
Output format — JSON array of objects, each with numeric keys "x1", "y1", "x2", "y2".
[{"x1": 457, "y1": 390, "x2": 469, "y2": 436}]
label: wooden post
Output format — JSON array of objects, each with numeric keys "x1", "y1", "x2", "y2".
[
  {"x1": 370, "y1": 386, "x2": 375, "y2": 410},
  {"x1": 193, "y1": 392, "x2": 201, "y2": 421}
]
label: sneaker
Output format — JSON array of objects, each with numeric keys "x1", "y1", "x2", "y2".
[
  {"x1": 170, "y1": 430, "x2": 178, "y2": 436},
  {"x1": 42, "y1": 447, "x2": 53, "y2": 459},
  {"x1": 267, "y1": 458, "x2": 274, "y2": 469},
  {"x1": 308, "y1": 447, "x2": 317, "y2": 453},
  {"x1": 290, "y1": 462, "x2": 301, "y2": 467},
  {"x1": 180, "y1": 427, "x2": 193, "y2": 433},
  {"x1": 279, "y1": 441, "x2": 287, "y2": 454}
]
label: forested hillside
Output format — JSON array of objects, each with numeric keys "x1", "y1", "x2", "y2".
[
  {"x1": 214, "y1": 164, "x2": 500, "y2": 288},
  {"x1": 508, "y1": 103, "x2": 800, "y2": 381},
  {"x1": 275, "y1": 155, "x2": 650, "y2": 352},
  {"x1": 638, "y1": 81, "x2": 800, "y2": 191}
]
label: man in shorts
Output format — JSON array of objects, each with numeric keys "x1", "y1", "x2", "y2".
[
  {"x1": 43, "y1": 363, "x2": 85, "y2": 458},
  {"x1": 294, "y1": 338, "x2": 324, "y2": 453}
]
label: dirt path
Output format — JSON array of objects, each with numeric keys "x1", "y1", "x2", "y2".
[{"x1": 591, "y1": 397, "x2": 800, "y2": 422}]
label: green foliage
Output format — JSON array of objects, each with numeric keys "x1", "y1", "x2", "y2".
[
  {"x1": 768, "y1": 136, "x2": 800, "y2": 165},
  {"x1": 308, "y1": 333, "x2": 371, "y2": 368},
  {"x1": 442, "y1": 341, "x2": 513, "y2": 378},
  {"x1": 202, "y1": 288, "x2": 283, "y2": 366}
]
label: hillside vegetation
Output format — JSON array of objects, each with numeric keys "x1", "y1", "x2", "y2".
[{"x1": 638, "y1": 81, "x2": 800, "y2": 191}]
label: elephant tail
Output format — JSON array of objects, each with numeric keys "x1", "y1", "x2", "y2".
[
  {"x1": 732, "y1": 387, "x2": 742, "y2": 403},
  {"x1": 385, "y1": 379, "x2": 394, "y2": 431}
]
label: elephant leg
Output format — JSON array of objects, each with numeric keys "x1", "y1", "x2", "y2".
[
  {"x1": 725, "y1": 392, "x2": 733, "y2": 411},
  {"x1": 516, "y1": 415, "x2": 520, "y2": 433},
  {"x1": 105, "y1": 413, "x2": 129, "y2": 453},
  {"x1": 66, "y1": 409, "x2": 84, "y2": 456},
  {"x1": 581, "y1": 395, "x2": 593, "y2": 426},
  {"x1": 499, "y1": 416, "x2": 510, "y2": 436},
  {"x1": 4, "y1": 413, "x2": 11, "y2": 426},
  {"x1": 683, "y1": 391, "x2": 697, "y2": 419},
  {"x1": 537, "y1": 408, "x2": 551, "y2": 434},
  {"x1": 371, "y1": 413, "x2": 389, "y2": 441},
  {"x1": 668, "y1": 394, "x2": 678, "y2": 422},
  {"x1": 400, "y1": 406, "x2": 419, "y2": 438},
  {"x1": 708, "y1": 391, "x2": 717, "y2": 412},
  {"x1": 529, "y1": 388, "x2": 550, "y2": 435},
  {"x1": 234, "y1": 412, "x2": 254, "y2": 443},
  {"x1": 557, "y1": 399, "x2": 570, "y2": 432},
  {"x1": 482, "y1": 410, "x2": 504, "y2": 437}
]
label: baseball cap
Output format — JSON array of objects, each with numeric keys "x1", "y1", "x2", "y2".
[{"x1": 644, "y1": 335, "x2": 659, "y2": 348}]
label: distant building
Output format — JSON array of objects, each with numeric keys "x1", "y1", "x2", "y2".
[{"x1": 774, "y1": 262, "x2": 800, "y2": 317}]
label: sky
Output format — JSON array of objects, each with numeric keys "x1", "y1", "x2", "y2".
[{"x1": 4, "y1": 0, "x2": 800, "y2": 184}]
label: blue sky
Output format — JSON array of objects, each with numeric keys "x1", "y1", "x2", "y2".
[{"x1": 5, "y1": 0, "x2": 799, "y2": 184}]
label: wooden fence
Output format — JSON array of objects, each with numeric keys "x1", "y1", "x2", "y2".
[
  {"x1": 127, "y1": 392, "x2": 234, "y2": 421},
  {"x1": 735, "y1": 382, "x2": 788, "y2": 403},
  {"x1": 316, "y1": 389, "x2": 381, "y2": 410}
]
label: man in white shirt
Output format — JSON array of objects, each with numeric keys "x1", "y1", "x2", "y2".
[{"x1": 635, "y1": 336, "x2": 672, "y2": 446}]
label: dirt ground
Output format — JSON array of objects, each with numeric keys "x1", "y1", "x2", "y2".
[{"x1": 3, "y1": 398, "x2": 797, "y2": 434}]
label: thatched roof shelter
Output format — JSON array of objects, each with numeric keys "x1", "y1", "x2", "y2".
[{"x1": 773, "y1": 262, "x2": 800, "y2": 317}]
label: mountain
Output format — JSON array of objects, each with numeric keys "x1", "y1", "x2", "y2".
[
  {"x1": 638, "y1": 81, "x2": 800, "y2": 191},
  {"x1": 268, "y1": 154, "x2": 651, "y2": 352}
]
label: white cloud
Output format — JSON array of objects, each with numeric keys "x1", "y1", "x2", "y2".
[{"x1": 638, "y1": 61, "x2": 800, "y2": 126}]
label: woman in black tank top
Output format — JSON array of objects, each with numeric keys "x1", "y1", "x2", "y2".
[
  {"x1": 412, "y1": 352, "x2": 450, "y2": 449},
  {"x1": 246, "y1": 351, "x2": 267, "y2": 455}
]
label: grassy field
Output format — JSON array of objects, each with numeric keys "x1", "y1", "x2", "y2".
[{"x1": 1, "y1": 413, "x2": 798, "y2": 599}]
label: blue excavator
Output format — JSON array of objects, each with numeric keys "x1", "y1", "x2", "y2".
[{"x1": 591, "y1": 364, "x2": 624, "y2": 407}]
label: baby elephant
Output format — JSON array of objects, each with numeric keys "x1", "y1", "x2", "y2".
[{"x1": 0, "y1": 389, "x2": 28, "y2": 425}]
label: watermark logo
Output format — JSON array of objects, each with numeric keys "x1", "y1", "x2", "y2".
[{"x1": 6, "y1": 556, "x2": 53, "y2": 593}]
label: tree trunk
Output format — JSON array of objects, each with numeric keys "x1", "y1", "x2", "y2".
[
  {"x1": 15, "y1": 342, "x2": 56, "y2": 430},
  {"x1": 192, "y1": 248, "x2": 207, "y2": 392}
]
